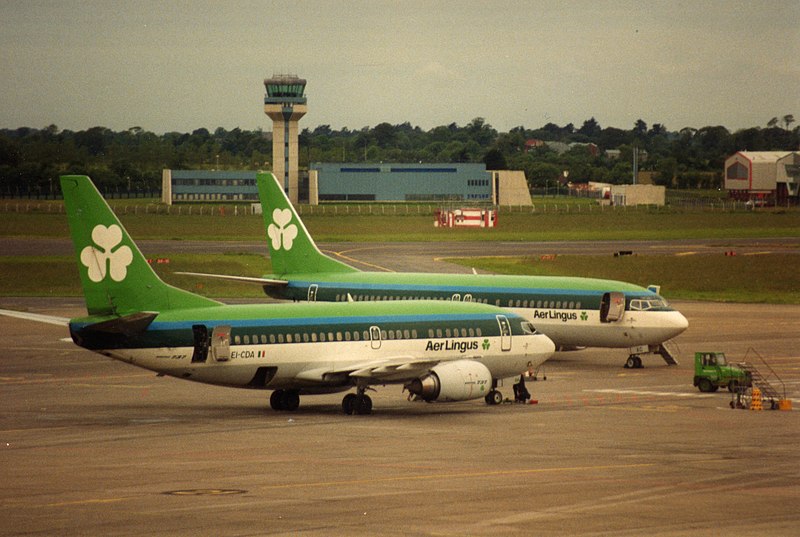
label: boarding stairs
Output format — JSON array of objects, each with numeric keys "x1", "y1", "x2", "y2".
[
  {"x1": 734, "y1": 348, "x2": 786, "y2": 409},
  {"x1": 657, "y1": 340, "x2": 680, "y2": 366}
]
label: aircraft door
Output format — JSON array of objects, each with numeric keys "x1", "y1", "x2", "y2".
[
  {"x1": 308, "y1": 284, "x2": 319, "y2": 302},
  {"x1": 369, "y1": 326, "x2": 382, "y2": 350},
  {"x1": 496, "y1": 315, "x2": 512, "y2": 351},
  {"x1": 600, "y1": 292, "x2": 626, "y2": 323},
  {"x1": 191, "y1": 325, "x2": 209, "y2": 363},
  {"x1": 211, "y1": 325, "x2": 231, "y2": 362}
]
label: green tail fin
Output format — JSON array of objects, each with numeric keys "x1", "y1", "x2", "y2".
[
  {"x1": 61, "y1": 175, "x2": 222, "y2": 316},
  {"x1": 256, "y1": 172, "x2": 357, "y2": 276}
]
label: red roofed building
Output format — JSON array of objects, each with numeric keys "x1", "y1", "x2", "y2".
[{"x1": 724, "y1": 151, "x2": 800, "y2": 205}]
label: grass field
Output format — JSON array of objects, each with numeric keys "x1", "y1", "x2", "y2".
[
  {"x1": 2, "y1": 206, "x2": 799, "y2": 242},
  {"x1": 1, "y1": 250, "x2": 798, "y2": 304},
  {"x1": 448, "y1": 254, "x2": 800, "y2": 304},
  {"x1": 0, "y1": 253, "x2": 273, "y2": 298},
  {"x1": 1, "y1": 203, "x2": 798, "y2": 303}
]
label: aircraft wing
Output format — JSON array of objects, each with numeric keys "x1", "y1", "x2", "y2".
[
  {"x1": 296, "y1": 356, "x2": 441, "y2": 383},
  {"x1": 0, "y1": 309, "x2": 70, "y2": 326},
  {"x1": 174, "y1": 272, "x2": 288, "y2": 287}
]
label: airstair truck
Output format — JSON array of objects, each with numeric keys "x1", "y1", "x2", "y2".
[{"x1": 693, "y1": 352, "x2": 751, "y2": 393}]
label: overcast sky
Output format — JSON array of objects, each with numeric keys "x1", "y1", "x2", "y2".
[{"x1": 1, "y1": 0, "x2": 798, "y2": 134}]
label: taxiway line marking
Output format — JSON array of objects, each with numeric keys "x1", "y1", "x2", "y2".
[
  {"x1": 46, "y1": 497, "x2": 131, "y2": 507},
  {"x1": 0, "y1": 373, "x2": 153, "y2": 385},
  {"x1": 326, "y1": 249, "x2": 395, "y2": 272},
  {"x1": 257, "y1": 462, "x2": 659, "y2": 491},
  {"x1": 586, "y1": 389, "x2": 715, "y2": 398}
]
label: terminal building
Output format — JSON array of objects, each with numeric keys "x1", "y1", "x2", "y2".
[
  {"x1": 725, "y1": 151, "x2": 800, "y2": 205},
  {"x1": 161, "y1": 170, "x2": 258, "y2": 203},
  {"x1": 162, "y1": 164, "x2": 532, "y2": 206}
]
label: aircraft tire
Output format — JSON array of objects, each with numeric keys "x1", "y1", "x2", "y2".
[
  {"x1": 485, "y1": 390, "x2": 503, "y2": 405},
  {"x1": 270, "y1": 390, "x2": 285, "y2": 411},
  {"x1": 342, "y1": 393, "x2": 357, "y2": 415},
  {"x1": 283, "y1": 390, "x2": 300, "y2": 411},
  {"x1": 355, "y1": 394, "x2": 373, "y2": 415}
]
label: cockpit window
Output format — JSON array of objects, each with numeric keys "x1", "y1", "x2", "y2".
[
  {"x1": 629, "y1": 297, "x2": 670, "y2": 311},
  {"x1": 520, "y1": 321, "x2": 539, "y2": 335}
]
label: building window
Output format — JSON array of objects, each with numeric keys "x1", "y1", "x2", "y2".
[{"x1": 727, "y1": 162, "x2": 748, "y2": 180}]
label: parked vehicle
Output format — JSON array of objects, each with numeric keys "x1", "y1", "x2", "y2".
[{"x1": 693, "y1": 352, "x2": 751, "y2": 393}]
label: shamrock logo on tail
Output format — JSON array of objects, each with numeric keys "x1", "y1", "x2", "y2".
[
  {"x1": 80, "y1": 224, "x2": 133, "y2": 282},
  {"x1": 267, "y1": 208, "x2": 298, "y2": 251}
]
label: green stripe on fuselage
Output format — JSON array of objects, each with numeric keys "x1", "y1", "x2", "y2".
[{"x1": 267, "y1": 272, "x2": 667, "y2": 311}]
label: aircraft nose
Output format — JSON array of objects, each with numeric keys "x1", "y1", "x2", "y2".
[
  {"x1": 540, "y1": 334, "x2": 556, "y2": 357},
  {"x1": 669, "y1": 311, "x2": 689, "y2": 336}
]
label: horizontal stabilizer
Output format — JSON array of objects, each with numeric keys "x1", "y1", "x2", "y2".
[
  {"x1": 81, "y1": 311, "x2": 158, "y2": 337},
  {"x1": 175, "y1": 272, "x2": 288, "y2": 287},
  {"x1": 0, "y1": 309, "x2": 70, "y2": 327}
]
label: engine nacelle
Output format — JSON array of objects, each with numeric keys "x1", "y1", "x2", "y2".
[{"x1": 406, "y1": 360, "x2": 492, "y2": 402}]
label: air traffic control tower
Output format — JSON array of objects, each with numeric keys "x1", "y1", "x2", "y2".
[{"x1": 264, "y1": 74, "x2": 307, "y2": 204}]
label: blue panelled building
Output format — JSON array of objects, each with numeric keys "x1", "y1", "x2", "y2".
[
  {"x1": 310, "y1": 163, "x2": 491, "y2": 202},
  {"x1": 162, "y1": 163, "x2": 531, "y2": 206}
]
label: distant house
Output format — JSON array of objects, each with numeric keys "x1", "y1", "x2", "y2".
[
  {"x1": 610, "y1": 184, "x2": 665, "y2": 206},
  {"x1": 524, "y1": 139, "x2": 598, "y2": 157},
  {"x1": 524, "y1": 139, "x2": 545, "y2": 151},
  {"x1": 724, "y1": 151, "x2": 800, "y2": 205}
]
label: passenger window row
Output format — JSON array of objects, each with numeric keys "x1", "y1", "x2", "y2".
[
  {"x1": 231, "y1": 325, "x2": 485, "y2": 345},
  {"x1": 503, "y1": 300, "x2": 582, "y2": 309},
  {"x1": 329, "y1": 293, "x2": 581, "y2": 311},
  {"x1": 334, "y1": 294, "x2": 490, "y2": 304}
]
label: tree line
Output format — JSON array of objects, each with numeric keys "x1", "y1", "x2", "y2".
[{"x1": 0, "y1": 115, "x2": 797, "y2": 198}]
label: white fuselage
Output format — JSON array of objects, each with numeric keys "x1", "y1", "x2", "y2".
[
  {"x1": 511, "y1": 307, "x2": 689, "y2": 349},
  {"x1": 101, "y1": 332, "x2": 555, "y2": 391}
]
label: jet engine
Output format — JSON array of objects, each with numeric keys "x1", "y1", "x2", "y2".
[{"x1": 406, "y1": 360, "x2": 492, "y2": 402}]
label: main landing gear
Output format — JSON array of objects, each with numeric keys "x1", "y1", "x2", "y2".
[
  {"x1": 342, "y1": 387, "x2": 373, "y2": 415},
  {"x1": 270, "y1": 389, "x2": 300, "y2": 411}
]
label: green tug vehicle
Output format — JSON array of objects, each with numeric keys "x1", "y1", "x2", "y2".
[
  {"x1": 693, "y1": 350, "x2": 791, "y2": 410},
  {"x1": 692, "y1": 352, "x2": 751, "y2": 393}
]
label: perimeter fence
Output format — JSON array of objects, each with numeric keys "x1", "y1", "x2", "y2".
[{"x1": 0, "y1": 197, "x2": 795, "y2": 216}]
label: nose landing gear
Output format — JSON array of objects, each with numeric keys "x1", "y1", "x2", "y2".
[{"x1": 624, "y1": 355, "x2": 643, "y2": 369}]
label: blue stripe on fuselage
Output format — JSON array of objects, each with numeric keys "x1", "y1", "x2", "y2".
[
  {"x1": 70, "y1": 312, "x2": 510, "y2": 332},
  {"x1": 286, "y1": 281, "x2": 671, "y2": 310},
  {"x1": 287, "y1": 281, "x2": 609, "y2": 296}
]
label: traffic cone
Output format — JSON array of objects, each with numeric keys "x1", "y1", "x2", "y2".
[{"x1": 750, "y1": 387, "x2": 762, "y2": 411}]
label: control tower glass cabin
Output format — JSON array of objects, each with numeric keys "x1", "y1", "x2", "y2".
[{"x1": 264, "y1": 75, "x2": 307, "y2": 204}]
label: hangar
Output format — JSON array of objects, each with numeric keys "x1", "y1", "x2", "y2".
[
  {"x1": 310, "y1": 163, "x2": 488, "y2": 202},
  {"x1": 309, "y1": 163, "x2": 531, "y2": 206},
  {"x1": 724, "y1": 151, "x2": 800, "y2": 205}
]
